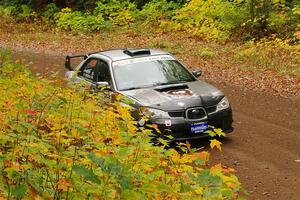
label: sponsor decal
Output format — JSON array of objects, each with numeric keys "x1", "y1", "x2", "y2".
[
  {"x1": 164, "y1": 89, "x2": 197, "y2": 99},
  {"x1": 191, "y1": 122, "x2": 208, "y2": 133},
  {"x1": 113, "y1": 55, "x2": 175, "y2": 67}
]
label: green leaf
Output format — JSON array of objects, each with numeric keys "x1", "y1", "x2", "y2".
[
  {"x1": 222, "y1": 189, "x2": 234, "y2": 198},
  {"x1": 209, "y1": 175, "x2": 223, "y2": 186},
  {"x1": 205, "y1": 130, "x2": 216, "y2": 137},
  {"x1": 119, "y1": 176, "x2": 133, "y2": 190},
  {"x1": 157, "y1": 138, "x2": 169, "y2": 147},
  {"x1": 157, "y1": 184, "x2": 173, "y2": 193},
  {"x1": 197, "y1": 170, "x2": 212, "y2": 186},
  {"x1": 203, "y1": 188, "x2": 212, "y2": 199},
  {"x1": 13, "y1": 184, "x2": 27, "y2": 199},
  {"x1": 73, "y1": 165, "x2": 101, "y2": 184},
  {"x1": 214, "y1": 128, "x2": 225, "y2": 137},
  {"x1": 180, "y1": 180, "x2": 192, "y2": 192},
  {"x1": 16, "y1": 103, "x2": 23, "y2": 110},
  {"x1": 210, "y1": 187, "x2": 221, "y2": 197},
  {"x1": 58, "y1": 96, "x2": 67, "y2": 104},
  {"x1": 4, "y1": 168, "x2": 19, "y2": 180},
  {"x1": 88, "y1": 153, "x2": 105, "y2": 166}
]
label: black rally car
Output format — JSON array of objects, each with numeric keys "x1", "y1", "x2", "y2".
[{"x1": 65, "y1": 48, "x2": 233, "y2": 140}]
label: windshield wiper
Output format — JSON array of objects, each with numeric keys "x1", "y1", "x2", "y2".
[
  {"x1": 121, "y1": 87, "x2": 143, "y2": 91},
  {"x1": 121, "y1": 80, "x2": 192, "y2": 91},
  {"x1": 154, "y1": 80, "x2": 190, "y2": 86}
]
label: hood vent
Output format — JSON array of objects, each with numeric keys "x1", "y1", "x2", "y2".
[{"x1": 155, "y1": 84, "x2": 189, "y2": 92}]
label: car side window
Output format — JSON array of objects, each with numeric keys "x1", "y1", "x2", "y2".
[
  {"x1": 79, "y1": 58, "x2": 98, "y2": 81},
  {"x1": 95, "y1": 60, "x2": 112, "y2": 84}
]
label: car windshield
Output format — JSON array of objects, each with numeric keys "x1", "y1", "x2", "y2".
[{"x1": 112, "y1": 57, "x2": 196, "y2": 91}]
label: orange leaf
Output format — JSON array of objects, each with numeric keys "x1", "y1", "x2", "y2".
[
  {"x1": 25, "y1": 109, "x2": 36, "y2": 116},
  {"x1": 210, "y1": 163, "x2": 222, "y2": 175},
  {"x1": 29, "y1": 187, "x2": 43, "y2": 200},
  {"x1": 197, "y1": 151, "x2": 210, "y2": 162},
  {"x1": 57, "y1": 178, "x2": 71, "y2": 192}
]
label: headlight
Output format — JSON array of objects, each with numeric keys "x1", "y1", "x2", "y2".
[
  {"x1": 140, "y1": 107, "x2": 169, "y2": 119},
  {"x1": 216, "y1": 97, "x2": 230, "y2": 111}
]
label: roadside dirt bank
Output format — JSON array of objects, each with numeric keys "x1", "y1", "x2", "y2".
[{"x1": 9, "y1": 49, "x2": 300, "y2": 200}]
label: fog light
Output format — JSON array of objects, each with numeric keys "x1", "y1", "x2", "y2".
[
  {"x1": 138, "y1": 118, "x2": 145, "y2": 126},
  {"x1": 165, "y1": 120, "x2": 172, "y2": 127}
]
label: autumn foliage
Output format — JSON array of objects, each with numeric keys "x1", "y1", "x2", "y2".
[
  {"x1": 0, "y1": 50, "x2": 243, "y2": 199},
  {"x1": 0, "y1": 0, "x2": 299, "y2": 42}
]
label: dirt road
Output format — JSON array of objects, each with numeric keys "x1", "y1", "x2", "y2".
[
  {"x1": 11, "y1": 50, "x2": 300, "y2": 200},
  {"x1": 209, "y1": 83, "x2": 300, "y2": 200}
]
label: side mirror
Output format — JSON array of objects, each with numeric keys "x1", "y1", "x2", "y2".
[
  {"x1": 95, "y1": 81, "x2": 111, "y2": 90},
  {"x1": 65, "y1": 56, "x2": 74, "y2": 71},
  {"x1": 192, "y1": 70, "x2": 202, "y2": 78},
  {"x1": 96, "y1": 81, "x2": 109, "y2": 87}
]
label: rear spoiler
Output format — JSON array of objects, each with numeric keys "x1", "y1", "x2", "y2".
[{"x1": 65, "y1": 51, "x2": 101, "y2": 70}]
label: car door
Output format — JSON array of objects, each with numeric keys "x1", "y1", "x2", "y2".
[
  {"x1": 77, "y1": 57, "x2": 115, "y2": 98},
  {"x1": 76, "y1": 58, "x2": 98, "y2": 86},
  {"x1": 94, "y1": 60, "x2": 112, "y2": 85}
]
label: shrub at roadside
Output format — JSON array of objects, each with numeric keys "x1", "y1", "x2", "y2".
[
  {"x1": 162, "y1": 0, "x2": 248, "y2": 41},
  {"x1": 233, "y1": 38, "x2": 300, "y2": 76},
  {"x1": 0, "y1": 4, "x2": 37, "y2": 22},
  {"x1": 139, "y1": 0, "x2": 180, "y2": 24},
  {"x1": 55, "y1": 8, "x2": 105, "y2": 32},
  {"x1": 1, "y1": 0, "x2": 299, "y2": 42},
  {"x1": 55, "y1": 0, "x2": 137, "y2": 32},
  {"x1": 0, "y1": 50, "x2": 243, "y2": 199},
  {"x1": 93, "y1": 0, "x2": 137, "y2": 26}
]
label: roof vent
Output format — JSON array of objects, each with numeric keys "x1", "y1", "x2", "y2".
[{"x1": 123, "y1": 48, "x2": 151, "y2": 57}]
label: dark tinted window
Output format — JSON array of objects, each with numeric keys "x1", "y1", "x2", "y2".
[
  {"x1": 80, "y1": 59, "x2": 97, "y2": 81},
  {"x1": 80, "y1": 59, "x2": 112, "y2": 84},
  {"x1": 95, "y1": 60, "x2": 111, "y2": 84}
]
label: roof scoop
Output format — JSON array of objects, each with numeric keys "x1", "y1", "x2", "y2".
[{"x1": 123, "y1": 48, "x2": 151, "y2": 57}]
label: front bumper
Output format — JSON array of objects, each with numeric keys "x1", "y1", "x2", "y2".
[{"x1": 150, "y1": 108, "x2": 233, "y2": 141}]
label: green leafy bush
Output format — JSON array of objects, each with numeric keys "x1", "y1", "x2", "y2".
[
  {"x1": 0, "y1": 4, "x2": 37, "y2": 22},
  {"x1": 54, "y1": 0, "x2": 137, "y2": 32},
  {"x1": 94, "y1": 0, "x2": 137, "y2": 26},
  {"x1": 243, "y1": 0, "x2": 300, "y2": 40},
  {"x1": 16, "y1": 4, "x2": 37, "y2": 22},
  {"x1": 233, "y1": 38, "x2": 300, "y2": 75},
  {"x1": 0, "y1": 49, "x2": 243, "y2": 199},
  {"x1": 0, "y1": 5, "x2": 15, "y2": 18},
  {"x1": 163, "y1": 0, "x2": 248, "y2": 41},
  {"x1": 139, "y1": 0, "x2": 180, "y2": 24},
  {"x1": 1, "y1": 0, "x2": 299, "y2": 41},
  {"x1": 55, "y1": 8, "x2": 104, "y2": 32},
  {"x1": 269, "y1": 1, "x2": 300, "y2": 40},
  {"x1": 42, "y1": 3, "x2": 60, "y2": 24}
]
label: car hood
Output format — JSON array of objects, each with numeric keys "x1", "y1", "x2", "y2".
[{"x1": 120, "y1": 80, "x2": 224, "y2": 111}]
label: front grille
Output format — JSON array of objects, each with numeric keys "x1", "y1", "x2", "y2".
[
  {"x1": 186, "y1": 107, "x2": 206, "y2": 119},
  {"x1": 168, "y1": 111, "x2": 185, "y2": 118}
]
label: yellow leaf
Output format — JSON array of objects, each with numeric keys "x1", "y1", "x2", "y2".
[
  {"x1": 210, "y1": 139, "x2": 222, "y2": 151},
  {"x1": 194, "y1": 187, "x2": 203, "y2": 195}
]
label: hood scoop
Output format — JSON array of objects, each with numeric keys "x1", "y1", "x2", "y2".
[{"x1": 154, "y1": 84, "x2": 189, "y2": 92}]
